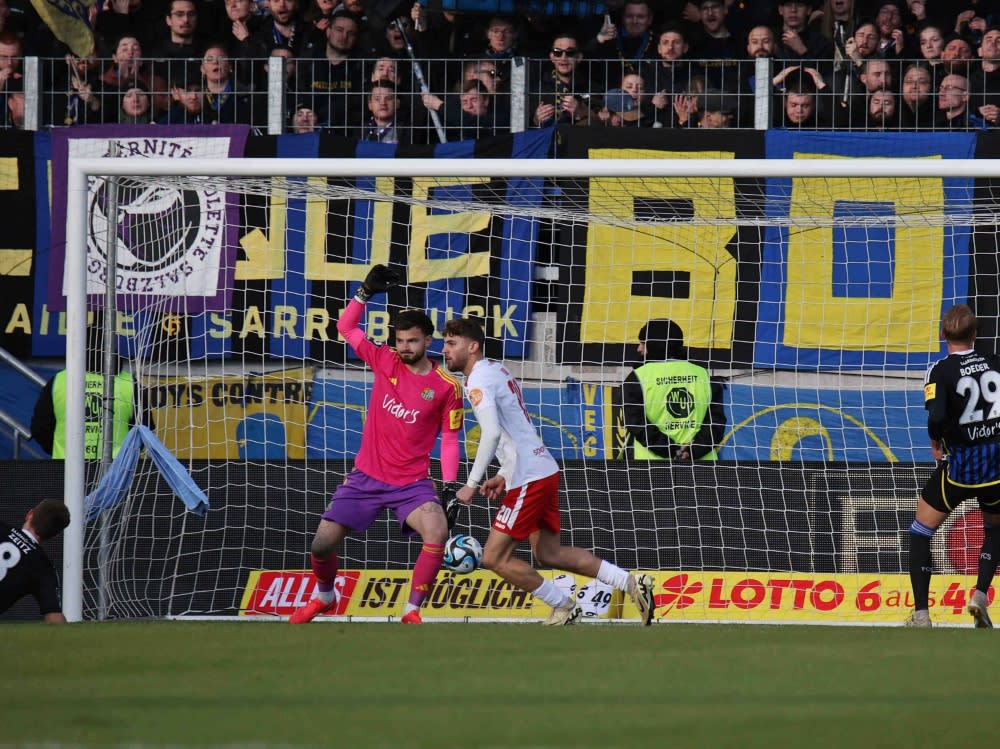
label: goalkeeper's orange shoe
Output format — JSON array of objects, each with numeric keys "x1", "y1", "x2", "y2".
[
  {"x1": 289, "y1": 596, "x2": 336, "y2": 624},
  {"x1": 401, "y1": 610, "x2": 423, "y2": 624}
]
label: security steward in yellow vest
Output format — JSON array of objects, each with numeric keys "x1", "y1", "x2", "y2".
[
  {"x1": 622, "y1": 319, "x2": 725, "y2": 460},
  {"x1": 31, "y1": 366, "x2": 137, "y2": 460}
]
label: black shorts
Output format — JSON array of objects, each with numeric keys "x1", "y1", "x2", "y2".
[{"x1": 922, "y1": 462, "x2": 1000, "y2": 513}]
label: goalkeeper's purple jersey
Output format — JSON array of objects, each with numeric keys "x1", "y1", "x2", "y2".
[{"x1": 339, "y1": 301, "x2": 463, "y2": 486}]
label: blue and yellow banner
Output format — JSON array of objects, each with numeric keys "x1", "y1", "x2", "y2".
[{"x1": 755, "y1": 130, "x2": 976, "y2": 370}]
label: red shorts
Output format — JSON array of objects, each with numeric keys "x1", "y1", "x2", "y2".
[{"x1": 492, "y1": 471, "x2": 561, "y2": 541}]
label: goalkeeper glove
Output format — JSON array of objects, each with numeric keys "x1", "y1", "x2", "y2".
[
  {"x1": 441, "y1": 482, "x2": 463, "y2": 532},
  {"x1": 355, "y1": 264, "x2": 401, "y2": 302}
]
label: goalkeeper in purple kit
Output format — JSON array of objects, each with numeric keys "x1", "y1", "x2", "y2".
[{"x1": 290, "y1": 265, "x2": 465, "y2": 625}]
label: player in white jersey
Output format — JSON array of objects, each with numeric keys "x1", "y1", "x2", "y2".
[{"x1": 443, "y1": 318, "x2": 655, "y2": 625}]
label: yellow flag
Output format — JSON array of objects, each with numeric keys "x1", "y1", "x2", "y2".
[{"x1": 29, "y1": 0, "x2": 96, "y2": 57}]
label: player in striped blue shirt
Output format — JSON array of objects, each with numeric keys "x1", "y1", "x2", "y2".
[{"x1": 907, "y1": 304, "x2": 1000, "y2": 628}]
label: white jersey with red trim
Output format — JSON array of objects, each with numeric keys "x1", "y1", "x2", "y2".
[{"x1": 464, "y1": 358, "x2": 558, "y2": 490}]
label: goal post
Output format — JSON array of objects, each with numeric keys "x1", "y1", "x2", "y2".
[{"x1": 62, "y1": 154, "x2": 997, "y2": 623}]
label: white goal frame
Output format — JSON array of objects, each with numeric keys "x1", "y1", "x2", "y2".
[{"x1": 62, "y1": 155, "x2": 1000, "y2": 622}]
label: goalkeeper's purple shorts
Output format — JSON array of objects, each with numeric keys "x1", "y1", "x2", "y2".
[{"x1": 322, "y1": 469, "x2": 439, "y2": 536}]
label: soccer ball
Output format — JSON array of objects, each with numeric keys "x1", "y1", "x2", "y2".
[{"x1": 443, "y1": 534, "x2": 483, "y2": 574}]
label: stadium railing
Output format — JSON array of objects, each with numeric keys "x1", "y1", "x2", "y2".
[{"x1": 5, "y1": 55, "x2": 977, "y2": 136}]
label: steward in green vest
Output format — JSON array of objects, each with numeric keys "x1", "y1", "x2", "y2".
[
  {"x1": 31, "y1": 368, "x2": 135, "y2": 460},
  {"x1": 622, "y1": 319, "x2": 726, "y2": 461}
]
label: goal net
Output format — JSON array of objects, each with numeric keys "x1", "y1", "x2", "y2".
[{"x1": 61, "y1": 147, "x2": 997, "y2": 625}]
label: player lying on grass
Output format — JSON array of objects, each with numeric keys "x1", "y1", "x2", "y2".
[
  {"x1": 290, "y1": 265, "x2": 464, "y2": 625},
  {"x1": 442, "y1": 317, "x2": 655, "y2": 625}
]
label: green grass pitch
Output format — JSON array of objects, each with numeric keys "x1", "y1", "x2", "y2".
[{"x1": 0, "y1": 621, "x2": 991, "y2": 748}]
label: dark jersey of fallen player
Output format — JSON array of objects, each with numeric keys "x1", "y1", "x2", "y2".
[
  {"x1": 0, "y1": 521, "x2": 61, "y2": 616},
  {"x1": 924, "y1": 348, "x2": 1000, "y2": 485}
]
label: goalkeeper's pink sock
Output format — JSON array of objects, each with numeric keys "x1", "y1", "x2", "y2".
[
  {"x1": 408, "y1": 542, "x2": 444, "y2": 608},
  {"x1": 311, "y1": 552, "x2": 339, "y2": 604}
]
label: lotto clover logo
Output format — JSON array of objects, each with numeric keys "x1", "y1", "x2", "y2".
[
  {"x1": 654, "y1": 573, "x2": 703, "y2": 615},
  {"x1": 664, "y1": 387, "x2": 694, "y2": 418}
]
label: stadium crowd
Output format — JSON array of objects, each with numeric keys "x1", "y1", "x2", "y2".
[{"x1": 1, "y1": 0, "x2": 999, "y2": 137}]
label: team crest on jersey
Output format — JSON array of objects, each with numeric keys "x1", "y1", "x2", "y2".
[
  {"x1": 421, "y1": 388, "x2": 435, "y2": 401},
  {"x1": 469, "y1": 388, "x2": 484, "y2": 406}
]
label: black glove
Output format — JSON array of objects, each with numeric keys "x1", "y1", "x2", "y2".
[
  {"x1": 441, "y1": 481, "x2": 463, "y2": 532},
  {"x1": 356, "y1": 264, "x2": 401, "y2": 301}
]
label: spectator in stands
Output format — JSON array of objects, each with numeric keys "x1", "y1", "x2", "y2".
[
  {"x1": 117, "y1": 82, "x2": 153, "y2": 123},
  {"x1": 290, "y1": 102, "x2": 318, "y2": 132},
  {"x1": 777, "y1": 68, "x2": 827, "y2": 127},
  {"x1": 918, "y1": 23, "x2": 944, "y2": 67},
  {"x1": 936, "y1": 72, "x2": 984, "y2": 128},
  {"x1": 0, "y1": 30, "x2": 21, "y2": 127},
  {"x1": 835, "y1": 56, "x2": 892, "y2": 127},
  {"x1": 99, "y1": 34, "x2": 169, "y2": 122},
  {"x1": 149, "y1": 0, "x2": 207, "y2": 66},
  {"x1": 691, "y1": 0, "x2": 741, "y2": 91},
  {"x1": 873, "y1": 0, "x2": 909, "y2": 58},
  {"x1": 358, "y1": 79, "x2": 405, "y2": 143},
  {"x1": 221, "y1": 0, "x2": 262, "y2": 79},
  {"x1": 302, "y1": 0, "x2": 335, "y2": 36},
  {"x1": 774, "y1": 0, "x2": 834, "y2": 62},
  {"x1": 532, "y1": 32, "x2": 596, "y2": 127},
  {"x1": 158, "y1": 75, "x2": 204, "y2": 123},
  {"x1": 368, "y1": 55, "x2": 415, "y2": 128},
  {"x1": 368, "y1": 16, "x2": 422, "y2": 60},
  {"x1": 96, "y1": 0, "x2": 166, "y2": 53},
  {"x1": 970, "y1": 25, "x2": 1000, "y2": 126},
  {"x1": 331, "y1": 0, "x2": 380, "y2": 55},
  {"x1": 57, "y1": 52, "x2": 103, "y2": 126},
  {"x1": 262, "y1": 42, "x2": 302, "y2": 125},
  {"x1": 599, "y1": 86, "x2": 642, "y2": 126},
  {"x1": 865, "y1": 88, "x2": 897, "y2": 128},
  {"x1": 733, "y1": 24, "x2": 776, "y2": 126},
  {"x1": 818, "y1": 0, "x2": 858, "y2": 60},
  {"x1": 4, "y1": 78, "x2": 22, "y2": 128},
  {"x1": 479, "y1": 14, "x2": 521, "y2": 59},
  {"x1": 665, "y1": 76, "x2": 706, "y2": 128},
  {"x1": 250, "y1": 0, "x2": 305, "y2": 57},
  {"x1": 844, "y1": 19, "x2": 879, "y2": 64},
  {"x1": 599, "y1": 71, "x2": 652, "y2": 126},
  {"x1": 899, "y1": 62, "x2": 935, "y2": 128},
  {"x1": 198, "y1": 42, "x2": 263, "y2": 125},
  {"x1": 747, "y1": 23, "x2": 777, "y2": 61},
  {"x1": 955, "y1": 6, "x2": 993, "y2": 42},
  {"x1": 588, "y1": 0, "x2": 657, "y2": 84},
  {"x1": 0, "y1": 30, "x2": 22, "y2": 92},
  {"x1": 941, "y1": 33, "x2": 975, "y2": 77},
  {"x1": 370, "y1": 56, "x2": 397, "y2": 85},
  {"x1": 646, "y1": 24, "x2": 703, "y2": 113},
  {"x1": 446, "y1": 79, "x2": 495, "y2": 140},
  {"x1": 422, "y1": 59, "x2": 507, "y2": 135},
  {"x1": 460, "y1": 59, "x2": 509, "y2": 130},
  {"x1": 298, "y1": 8, "x2": 365, "y2": 134},
  {"x1": 697, "y1": 90, "x2": 735, "y2": 127}
]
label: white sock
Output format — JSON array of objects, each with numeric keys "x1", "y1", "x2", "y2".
[
  {"x1": 597, "y1": 560, "x2": 631, "y2": 592},
  {"x1": 315, "y1": 588, "x2": 335, "y2": 605},
  {"x1": 403, "y1": 602, "x2": 419, "y2": 616},
  {"x1": 532, "y1": 579, "x2": 571, "y2": 608}
]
